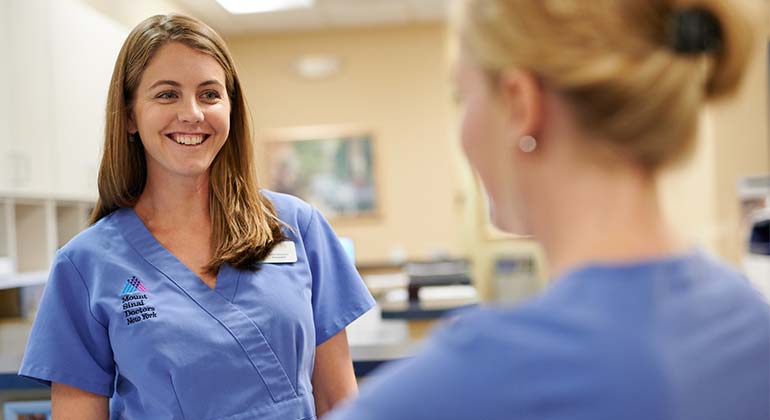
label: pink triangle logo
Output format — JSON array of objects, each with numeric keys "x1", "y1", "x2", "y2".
[{"x1": 120, "y1": 276, "x2": 149, "y2": 295}]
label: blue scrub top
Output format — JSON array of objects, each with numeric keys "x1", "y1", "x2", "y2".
[
  {"x1": 19, "y1": 190, "x2": 375, "y2": 420},
  {"x1": 326, "y1": 252, "x2": 770, "y2": 420}
]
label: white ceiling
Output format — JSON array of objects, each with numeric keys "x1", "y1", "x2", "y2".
[{"x1": 173, "y1": 0, "x2": 452, "y2": 36}]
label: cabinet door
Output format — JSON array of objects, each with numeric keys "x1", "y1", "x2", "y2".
[
  {"x1": 50, "y1": 0, "x2": 128, "y2": 200},
  {"x1": 4, "y1": 0, "x2": 53, "y2": 195},
  {"x1": 0, "y1": 1, "x2": 10, "y2": 192}
]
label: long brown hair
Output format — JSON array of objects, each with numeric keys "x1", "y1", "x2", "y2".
[{"x1": 92, "y1": 14, "x2": 285, "y2": 272}]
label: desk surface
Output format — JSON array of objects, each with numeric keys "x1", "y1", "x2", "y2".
[{"x1": 380, "y1": 300, "x2": 478, "y2": 320}]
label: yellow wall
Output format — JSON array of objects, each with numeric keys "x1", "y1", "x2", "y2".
[{"x1": 228, "y1": 25, "x2": 466, "y2": 263}]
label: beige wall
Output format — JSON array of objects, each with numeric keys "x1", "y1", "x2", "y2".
[
  {"x1": 659, "y1": 0, "x2": 770, "y2": 265},
  {"x1": 228, "y1": 25, "x2": 466, "y2": 263},
  {"x1": 710, "y1": 0, "x2": 770, "y2": 263},
  {"x1": 75, "y1": 0, "x2": 770, "y2": 277}
]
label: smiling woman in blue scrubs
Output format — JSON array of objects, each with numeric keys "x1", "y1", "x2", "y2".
[
  {"x1": 326, "y1": 1, "x2": 770, "y2": 419},
  {"x1": 19, "y1": 14, "x2": 374, "y2": 420}
]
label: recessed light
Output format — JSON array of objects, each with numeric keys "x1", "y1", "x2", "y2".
[
  {"x1": 214, "y1": 0, "x2": 314, "y2": 15},
  {"x1": 291, "y1": 54, "x2": 342, "y2": 80}
]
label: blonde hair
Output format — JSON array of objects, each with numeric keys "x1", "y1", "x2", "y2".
[
  {"x1": 455, "y1": 0, "x2": 753, "y2": 169},
  {"x1": 92, "y1": 14, "x2": 285, "y2": 272}
]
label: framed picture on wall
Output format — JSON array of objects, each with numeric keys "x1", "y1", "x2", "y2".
[
  {"x1": 261, "y1": 125, "x2": 379, "y2": 219},
  {"x1": 3, "y1": 400, "x2": 52, "y2": 420}
]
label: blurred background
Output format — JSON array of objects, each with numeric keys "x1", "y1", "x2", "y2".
[{"x1": 0, "y1": 0, "x2": 768, "y2": 416}]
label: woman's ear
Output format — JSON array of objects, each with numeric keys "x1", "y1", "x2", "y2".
[
  {"x1": 127, "y1": 113, "x2": 137, "y2": 134},
  {"x1": 496, "y1": 69, "x2": 544, "y2": 140}
]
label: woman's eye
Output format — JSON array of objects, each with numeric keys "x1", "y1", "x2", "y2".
[
  {"x1": 155, "y1": 91, "x2": 178, "y2": 100},
  {"x1": 200, "y1": 90, "x2": 221, "y2": 101}
]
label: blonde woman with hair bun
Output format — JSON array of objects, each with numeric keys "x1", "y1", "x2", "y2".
[{"x1": 326, "y1": 1, "x2": 769, "y2": 419}]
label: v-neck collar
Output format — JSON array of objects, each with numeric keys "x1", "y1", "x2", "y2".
[
  {"x1": 113, "y1": 207, "x2": 240, "y2": 301},
  {"x1": 111, "y1": 207, "x2": 298, "y2": 402}
]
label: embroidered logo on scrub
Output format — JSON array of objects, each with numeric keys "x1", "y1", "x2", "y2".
[
  {"x1": 121, "y1": 276, "x2": 149, "y2": 294},
  {"x1": 120, "y1": 276, "x2": 158, "y2": 326}
]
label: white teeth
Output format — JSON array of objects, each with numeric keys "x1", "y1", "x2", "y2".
[{"x1": 172, "y1": 134, "x2": 205, "y2": 145}]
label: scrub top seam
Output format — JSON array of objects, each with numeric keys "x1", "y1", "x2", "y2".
[
  {"x1": 229, "y1": 269, "x2": 242, "y2": 302},
  {"x1": 300, "y1": 207, "x2": 318, "y2": 238},
  {"x1": 169, "y1": 372, "x2": 188, "y2": 420},
  {"x1": 61, "y1": 252, "x2": 110, "y2": 331},
  {"x1": 230, "y1": 302, "x2": 300, "y2": 398},
  {"x1": 20, "y1": 365, "x2": 113, "y2": 397},
  {"x1": 209, "y1": 393, "x2": 313, "y2": 420}
]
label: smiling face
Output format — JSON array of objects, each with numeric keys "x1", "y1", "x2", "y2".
[{"x1": 129, "y1": 42, "x2": 231, "y2": 181}]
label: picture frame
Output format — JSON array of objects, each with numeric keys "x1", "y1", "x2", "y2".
[
  {"x1": 3, "y1": 400, "x2": 52, "y2": 420},
  {"x1": 261, "y1": 125, "x2": 379, "y2": 220}
]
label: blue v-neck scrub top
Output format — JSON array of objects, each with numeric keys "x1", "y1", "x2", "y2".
[
  {"x1": 326, "y1": 252, "x2": 770, "y2": 420},
  {"x1": 19, "y1": 191, "x2": 375, "y2": 420}
]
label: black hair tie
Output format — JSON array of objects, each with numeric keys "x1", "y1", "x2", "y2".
[{"x1": 668, "y1": 8, "x2": 723, "y2": 54}]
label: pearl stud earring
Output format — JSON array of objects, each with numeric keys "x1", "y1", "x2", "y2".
[{"x1": 519, "y1": 135, "x2": 537, "y2": 153}]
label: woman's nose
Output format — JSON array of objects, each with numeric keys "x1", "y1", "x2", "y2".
[{"x1": 177, "y1": 98, "x2": 203, "y2": 124}]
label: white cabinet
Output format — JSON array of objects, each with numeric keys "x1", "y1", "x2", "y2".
[
  {"x1": 0, "y1": 2, "x2": 13, "y2": 192},
  {"x1": 4, "y1": 0, "x2": 54, "y2": 195},
  {"x1": 49, "y1": 0, "x2": 128, "y2": 199},
  {"x1": 1, "y1": 0, "x2": 128, "y2": 199}
]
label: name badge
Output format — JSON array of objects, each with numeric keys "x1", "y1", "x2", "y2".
[{"x1": 263, "y1": 241, "x2": 298, "y2": 264}]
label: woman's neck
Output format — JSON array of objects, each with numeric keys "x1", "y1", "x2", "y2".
[
  {"x1": 134, "y1": 171, "x2": 211, "y2": 232},
  {"x1": 531, "y1": 166, "x2": 689, "y2": 279}
]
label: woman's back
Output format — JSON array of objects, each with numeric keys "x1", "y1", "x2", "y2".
[
  {"x1": 327, "y1": 252, "x2": 770, "y2": 420},
  {"x1": 326, "y1": 1, "x2": 767, "y2": 418}
]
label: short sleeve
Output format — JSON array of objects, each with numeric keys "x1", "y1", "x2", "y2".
[
  {"x1": 18, "y1": 253, "x2": 116, "y2": 396},
  {"x1": 302, "y1": 208, "x2": 375, "y2": 345}
]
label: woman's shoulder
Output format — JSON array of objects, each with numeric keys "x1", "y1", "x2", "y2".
[
  {"x1": 260, "y1": 189, "x2": 315, "y2": 232},
  {"x1": 695, "y1": 253, "x2": 770, "y2": 315},
  {"x1": 427, "y1": 299, "x2": 582, "y2": 364}
]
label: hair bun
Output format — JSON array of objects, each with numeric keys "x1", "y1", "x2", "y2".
[{"x1": 668, "y1": 8, "x2": 723, "y2": 54}]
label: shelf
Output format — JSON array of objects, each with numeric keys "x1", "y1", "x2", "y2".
[
  {"x1": 0, "y1": 271, "x2": 48, "y2": 290},
  {"x1": 14, "y1": 201, "x2": 54, "y2": 273},
  {"x1": 0, "y1": 194, "x2": 93, "y2": 293},
  {"x1": 56, "y1": 202, "x2": 90, "y2": 248},
  {"x1": 0, "y1": 200, "x2": 9, "y2": 261}
]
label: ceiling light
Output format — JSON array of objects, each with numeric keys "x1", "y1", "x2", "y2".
[
  {"x1": 214, "y1": 0, "x2": 314, "y2": 15},
  {"x1": 291, "y1": 55, "x2": 342, "y2": 80}
]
